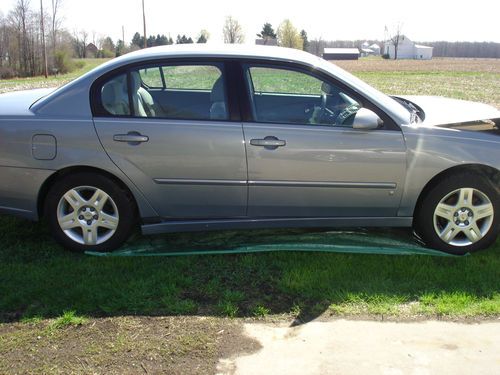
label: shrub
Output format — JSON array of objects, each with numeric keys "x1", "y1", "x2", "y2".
[
  {"x1": 381, "y1": 53, "x2": 390, "y2": 60},
  {"x1": 0, "y1": 66, "x2": 16, "y2": 79},
  {"x1": 97, "y1": 49, "x2": 115, "y2": 58},
  {"x1": 53, "y1": 50, "x2": 75, "y2": 74}
]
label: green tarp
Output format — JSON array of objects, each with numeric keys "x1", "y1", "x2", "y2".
[{"x1": 86, "y1": 228, "x2": 463, "y2": 257}]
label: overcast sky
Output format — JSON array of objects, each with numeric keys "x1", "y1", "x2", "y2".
[{"x1": 1, "y1": 0, "x2": 499, "y2": 44}]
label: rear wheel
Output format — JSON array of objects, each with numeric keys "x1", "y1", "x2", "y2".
[
  {"x1": 45, "y1": 172, "x2": 136, "y2": 252},
  {"x1": 415, "y1": 172, "x2": 499, "y2": 254}
]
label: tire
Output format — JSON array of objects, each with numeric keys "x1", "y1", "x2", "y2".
[
  {"x1": 415, "y1": 171, "x2": 499, "y2": 255},
  {"x1": 45, "y1": 172, "x2": 137, "y2": 253}
]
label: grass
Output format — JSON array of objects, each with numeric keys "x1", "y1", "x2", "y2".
[
  {"x1": 0, "y1": 58, "x2": 108, "y2": 94},
  {"x1": 0, "y1": 215, "x2": 499, "y2": 321},
  {"x1": 0, "y1": 57, "x2": 499, "y2": 322},
  {"x1": 50, "y1": 311, "x2": 87, "y2": 329}
]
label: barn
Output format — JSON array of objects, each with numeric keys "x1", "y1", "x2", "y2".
[
  {"x1": 322, "y1": 48, "x2": 360, "y2": 60},
  {"x1": 383, "y1": 36, "x2": 433, "y2": 60}
]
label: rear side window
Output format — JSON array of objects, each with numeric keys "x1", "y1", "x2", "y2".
[
  {"x1": 96, "y1": 63, "x2": 228, "y2": 121},
  {"x1": 161, "y1": 66, "x2": 222, "y2": 90}
]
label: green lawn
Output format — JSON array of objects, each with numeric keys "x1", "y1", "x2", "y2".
[
  {"x1": 0, "y1": 59, "x2": 108, "y2": 94},
  {"x1": 0, "y1": 58, "x2": 499, "y2": 322},
  {"x1": 1, "y1": 216, "x2": 499, "y2": 322}
]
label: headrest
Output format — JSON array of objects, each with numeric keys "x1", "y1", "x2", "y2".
[
  {"x1": 211, "y1": 77, "x2": 225, "y2": 102},
  {"x1": 321, "y1": 82, "x2": 333, "y2": 94},
  {"x1": 130, "y1": 71, "x2": 142, "y2": 91}
]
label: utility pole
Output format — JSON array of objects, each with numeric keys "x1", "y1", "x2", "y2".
[
  {"x1": 122, "y1": 25, "x2": 125, "y2": 45},
  {"x1": 40, "y1": 0, "x2": 48, "y2": 77},
  {"x1": 142, "y1": 0, "x2": 147, "y2": 48}
]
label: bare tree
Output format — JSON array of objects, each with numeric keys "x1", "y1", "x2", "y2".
[
  {"x1": 49, "y1": 0, "x2": 62, "y2": 54},
  {"x1": 310, "y1": 37, "x2": 325, "y2": 56},
  {"x1": 388, "y1": 22, "x2": 403, "y2": 60},
  {"x1": 72, "y1": 29, "x2": 87, "y2": 58},
  {"x1": 0, "y1": 13, "x2": 6, "y2": 67},
  {"x1": 10, "y1": 0, "x2": 32, "y2": 75},
  {"x1": 222, "y1": 16, "x2": 244, "y2": 44},
  {"x1": 39, "y1": 0, "x2": 48, "y2": 77}
]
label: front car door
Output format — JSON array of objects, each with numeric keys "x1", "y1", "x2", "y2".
[
  {"x1": 92, "y1": 60, "x2": 247, "y2": 219},
  {"x1": 241, "y1": 63, "x2": 407, "y2": 218}
]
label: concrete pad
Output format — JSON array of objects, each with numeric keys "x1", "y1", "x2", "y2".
[{"x1": 217, "y1": 320, "x2": 500, "y2": 375}]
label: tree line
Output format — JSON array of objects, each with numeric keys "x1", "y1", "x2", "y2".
[
  {"x1": 1, "y1": 4, "x2": 498, "y2": 80},
  {"x1": 421, "y1": 41, "x2": 500, "y2": 58}
]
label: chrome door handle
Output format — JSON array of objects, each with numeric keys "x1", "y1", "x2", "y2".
[
  {"x1": 250, "y1": 136, "x2": 286, "y2": 149},
  {"x1": 113, "y1": 132, "x2": 149, "y2": 144}
]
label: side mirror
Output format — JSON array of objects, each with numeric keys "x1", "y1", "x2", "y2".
[{"x1": 352, "y1": 108, "x2": 383, "y2": 130}]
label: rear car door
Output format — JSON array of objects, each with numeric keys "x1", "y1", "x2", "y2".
[
  {"x1": 241, "y1": 63, "x2": 407, "y2": 218},
  {"x1": 92, "y1": 60, "x2": 247, "y2": 219}
]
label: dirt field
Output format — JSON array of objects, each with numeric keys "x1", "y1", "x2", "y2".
[{"x1": 335, "y1": 57, "x2": 500, "y2": 73}]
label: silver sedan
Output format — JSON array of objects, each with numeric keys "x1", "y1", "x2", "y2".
[{"x1": 0, "y1": 45, "x2": 499, "y2": 254}]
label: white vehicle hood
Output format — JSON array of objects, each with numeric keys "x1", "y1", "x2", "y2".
[{"x1": 398, "y1": 95, "x2": 500, "y2": 126}]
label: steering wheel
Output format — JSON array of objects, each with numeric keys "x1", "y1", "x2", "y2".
[{"x1": 335, "y1": 104, "x2": 361, "y2": 126}]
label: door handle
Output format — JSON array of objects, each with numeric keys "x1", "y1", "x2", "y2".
[
  {"x1": 113, "y1": 132, "x2": 149, "y2": 144},
  {"x1": 250, "y1": 136, "x2": 286, "y2": 150}
]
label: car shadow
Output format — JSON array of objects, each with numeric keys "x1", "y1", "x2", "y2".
[{"x1": 0, "y1": 216, "x2": 499, "y2": 323}]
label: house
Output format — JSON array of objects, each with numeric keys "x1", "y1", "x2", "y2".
[
  {"x1": 255, "y1": 38, "x2": 278, "y2": 46},
  {"x1": 322, "y1": 48, "x2": 359, "y2": 60},
  {"x1": 369, "y1": 43, "x2": 381, "y2": 55},
  {"x1": 383, "y1": 36, "x2": 433, "y2": 60},
  {"x1": 85, "y1": 43, "x2": 98, "y2": 58},
  {"x1": 360, "y1": 48, "x2": 374, "y2": 57}
]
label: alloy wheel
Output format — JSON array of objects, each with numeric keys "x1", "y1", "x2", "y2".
[
  {"x1": 433, "y1": 187, "x2": 494, "y2": 247},
  {"x1": 56, "y1": 186, "x2": 119, "y2": 245}
]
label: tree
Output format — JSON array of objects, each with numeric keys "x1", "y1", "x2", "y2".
[
  {"x1": 101, "y1": 36, "x2": 114, "y2": 52},
  {"x1": 277, "y1": 19, "x2": 302, "y2": 50},
  {"x1": 388, "y1": 22, "x2": 403, "y2": 60},
  {"x1": 223, "y1": 16, "x2": 244, "y2": 44},
  {"x1": 197, "y1": 29, "x2": 209, "y2": 43},
  {"x1": 300, "y1": 29, "x2": 309, "y2": 51},
  {"x1": 49, "y1": 0, "x2": 62, "y2": 55},
  {"x1": 131, "y1": 31, "x2": 144, "y2": 48},
  {"x1": 176, "y1": 34, "x2": 193, "y2": 44},
  {"x1": 156, "y1": 34, "x2": 170, "y2": 45},
  {"x1": 146, "y1": 34, "x2": 155, "y2": 47},
  {"x1": 115, "y1": 39, "x2": 125, "y2": 56},
  {"x1": 257, "y1": 22, "x2": 276, "y2": 43}
]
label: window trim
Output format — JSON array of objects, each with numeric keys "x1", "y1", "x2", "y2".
[
  {"x1": 234, "y1": 59, "x2": 400, "y2": 131},
  {"x1": 90, "y1": 58, "x2": 240, "y2": 122}
]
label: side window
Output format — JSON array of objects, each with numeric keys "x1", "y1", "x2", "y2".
[
  {"x1": 100, "y1": 73, "x2": 130, "y2": 116},
  {"x1": 245, "y1": 65, "x2": 361, "y2": 126},
  {"x1": 139, "y1": 67, "x2": 163, "y2": 88},
  {"x1": 132, "y1": 63, "x2": 228, "y2": 120}
]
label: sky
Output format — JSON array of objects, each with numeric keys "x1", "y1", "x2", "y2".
[{"x1": 1, "y1": 0, "x2": 499, "y2": 44}]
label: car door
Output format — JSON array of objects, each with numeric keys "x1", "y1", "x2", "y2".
[
  {"x1": 241, "y1": 64, "x2": 407, "y2": 218},
  {"x1": 92, "y1": 61, "x2": 247, "y2": 218}
]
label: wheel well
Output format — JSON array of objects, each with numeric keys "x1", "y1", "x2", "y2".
[
  {"x1": 37, "y1": 166, "x2": 138, "y2": 219},
  {"x1": 413, "y1": 164, "x2": 500, "y2": 222}
]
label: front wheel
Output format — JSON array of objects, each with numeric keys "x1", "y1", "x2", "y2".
[
  {"x1": 45, "y1": 172, "x2": 137, "y2": 252},
  {"x1": 415, "y1": 172, "x2": 499, "y2": 254}
]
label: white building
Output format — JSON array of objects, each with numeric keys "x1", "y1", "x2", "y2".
[
  {"x1": 383, "y1": 35, "x2": 433, "y2": 60},
  {"x1": 369, "y1": 43, "x2": 381, "y2": 55}
]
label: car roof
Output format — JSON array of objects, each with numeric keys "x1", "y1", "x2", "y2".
[
  {"x1": 115, "y1": 44, "x2": 321, "y2": 64},
  {"x1": 92, "y1": 44, "x2": 324, "y2": 75}
]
